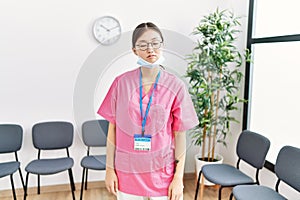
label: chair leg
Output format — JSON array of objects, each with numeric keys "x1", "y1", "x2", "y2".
[
  {"x1": 194, "y1": 170, "x2": 202, "y2": 200},
  {"x1": 18, "y1": 168, "x2": 25, "y2": 191},
  {"x1": 218, "y1": 186, "x2": 224, "y2": 200},
  {"x1": 10, "y1": 174, "x2": 17, "y2": 200},
  {"x1": 199, "y1": 175, "x2": 205, "y2": 200},
  {"x1": 229, "y1": 192, "x2": 234, "y2": 200},
  {"x1": 37, "y1": 174, "x2": 40, "y2": 194},
  {"x1": 80, "y1": 168, "x2": 86, "y2": 200},
  {"x1": 84, "y1": 169, "x2": 88, "y2": 190},
  {"x1": 24, "y1": 172, "x2": 29, "y2": 200},
  {"x1": 68, "y1": 169, "x2": 76, "y2": 191},
  {"x1": 68, "y1": 169, "x2": 76, "y2": 200}
]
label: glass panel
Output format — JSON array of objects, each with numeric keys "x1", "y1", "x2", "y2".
[
  {"x1": 254, "y1": 0, "x2": 300, "y2": 37},
  {"x1": 249, "y1": 41, "x2": 300, "y2": 162}
]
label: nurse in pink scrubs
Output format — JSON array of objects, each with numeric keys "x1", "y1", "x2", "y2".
[{"x1": 97, "y1": 22, "x2": 198, "y2": 200}]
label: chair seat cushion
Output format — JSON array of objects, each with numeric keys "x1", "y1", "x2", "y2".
[
  {"x1": 81, "y1": 155, "x2": 106, "y2": 170},
  {"x1": 25, "y1": 157, "x2": 74, "y2": 175},
  {"x1": 233, "y1": 185, "x2": 286, "y2": 200},
  {"x1": 202, "y1": 164, "x2": 254, "y2": 186},
  {"x1": 0, "y1": 161, "x2": 20, "y2": 178}
]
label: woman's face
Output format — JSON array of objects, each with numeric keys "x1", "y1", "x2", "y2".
[{"x1": 133, "y1": 29, "x2": 163, "y2": 64}]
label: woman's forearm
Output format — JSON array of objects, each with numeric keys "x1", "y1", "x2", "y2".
[{"x1": 173, "y1": 131, "x2": 186, "y2": 179}]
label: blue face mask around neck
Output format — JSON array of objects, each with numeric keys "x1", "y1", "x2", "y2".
[{"x1": 137, "y1": 56, "x2": 165, "y2": 69}]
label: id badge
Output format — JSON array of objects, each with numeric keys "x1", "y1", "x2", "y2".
[{"x1": 134, "y1": 134, "x2": 152, "y2": 151}]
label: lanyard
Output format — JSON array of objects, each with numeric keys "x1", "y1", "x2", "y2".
[{"x1": 139, "y1": 68, "x2": 161, "y2": 136}]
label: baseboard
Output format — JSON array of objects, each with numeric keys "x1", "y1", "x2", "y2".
[
  {"x1": 0, "y1": 173, "x2": 195, "y2": 198},
  {"x1": 0, "y1": 181, "x2": 106, "y2": 198}
]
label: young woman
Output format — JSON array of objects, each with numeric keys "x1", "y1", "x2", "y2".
[{"x1": 97, "y1": 22, "x2": 198, "y2": 200}]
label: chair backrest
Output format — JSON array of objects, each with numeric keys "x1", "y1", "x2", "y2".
[
  {"x1": 82, "y1": 119, "x2": 108, "y2": 147},
  {"x1": 236, "y1": 130, "x2": 270, "y2": 169},
  {"x1": 32, "y1": 121, "x2": 73, "y2": 150},
  {"x1": 275, "y1": 145, "x2": 300, "y2": 192},
  {"x1": 0, "y1": 124, "x2": 23, "y2": 154}
]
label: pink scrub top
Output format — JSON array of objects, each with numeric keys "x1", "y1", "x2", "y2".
[{"x1": 97, "y1": 67, "x2": 198, "y2": 197}]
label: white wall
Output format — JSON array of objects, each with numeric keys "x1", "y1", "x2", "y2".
[{"x1": 0, "y1": 0, "x2": 249, "y2": 190}]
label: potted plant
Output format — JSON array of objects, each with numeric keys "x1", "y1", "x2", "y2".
[{"x1": 186, "y1": 9, "x2": 250, "y2": 184}]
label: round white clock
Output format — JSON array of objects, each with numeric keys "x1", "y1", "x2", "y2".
[{"x1": 93, "y1": 16, "x2": 121, "y2": 45}]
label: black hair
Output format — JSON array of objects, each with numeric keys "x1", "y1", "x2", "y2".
[{"x1": 132, "y1": 22, "x2": 164, "y2": 48}]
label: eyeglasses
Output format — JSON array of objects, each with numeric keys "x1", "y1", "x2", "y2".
[{"x1": 135, "y1": 40, "x2": 163, "y2": 51}]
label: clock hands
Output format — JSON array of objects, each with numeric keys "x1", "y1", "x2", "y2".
[
  {"x1": 100, "y1": 24, "x2": 110, "y2": 32},
  {"x1": 100, "y1": 24, "x2": 120, "y2": 32},
  {"x1": 109, "y1": 25, "x2": 120, "y2": 31}
]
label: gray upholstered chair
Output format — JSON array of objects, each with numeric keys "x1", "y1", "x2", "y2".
[
  {"x1": 194, "y1": 130, "x2": 271, "y2": 200},
  {"x1": 0, "y1": 124, "x2": 24, "y2": 200},
  {"x1": 80, "y1": 119, "x2": 108, "y2": 200},
  {"x1": 232, "y1": 145, "x2": 300, "y2": 200},
  {"x1": 23, "y1": 121, "x2": 75, "y2": 200}
]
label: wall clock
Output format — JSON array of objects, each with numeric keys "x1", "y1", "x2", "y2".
[{"x1": 93, "y1": 16, "x2": 121, "y2": 45}]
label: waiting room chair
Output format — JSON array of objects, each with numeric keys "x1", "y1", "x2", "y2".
[
  {"x1": 0, "y1": 124, "x2": 25, "y2": 200},
  {"x1": 23, "y1": 121, "x2": 75, "y2": 200},
  {"x1": 232, "y1": 145, "x2": 300, "y2": 200},
  {"x1": 194, "y1": 130, "x2": 270, "y2": 200},
  {"x1": 80, "y1": 119, "x2": 108, "y2": 200}
]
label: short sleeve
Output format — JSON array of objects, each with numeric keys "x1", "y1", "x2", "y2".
[
  {"x1": 97, "y1": 78, "x2": 118, "y2": 124},
  {"x1": 171, "y1": 83, "x2": 199, "y2": 131}
]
